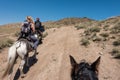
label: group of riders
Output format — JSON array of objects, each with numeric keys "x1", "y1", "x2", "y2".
[{"x1": 18, "y1": 16, "x2": 45, "y2": 51}]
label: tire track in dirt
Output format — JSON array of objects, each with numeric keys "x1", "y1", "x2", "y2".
[{"x1": 58, "y1": 26, "x2": 81, "y2": 80}]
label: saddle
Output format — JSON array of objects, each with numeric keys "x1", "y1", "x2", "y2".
[{"x1": 18, "y1": 38, "x2": 34, "y2": 52}]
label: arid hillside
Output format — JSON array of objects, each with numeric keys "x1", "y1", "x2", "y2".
[{"x1": 0, "y1": 17, "x2": 120, "y2": 80}]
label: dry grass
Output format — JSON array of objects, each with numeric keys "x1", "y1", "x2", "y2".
[
  {"x1": 43, "y1": 17, "x2": 95, "y2": 29},
  {"x1": 99, "y1": 33, "x2": 109, "y2": 37},
  {"x1": 0, "y1": 37, "x2": 14, "y2": 51},
  {"x1": 110, "y1": 22, "x2": 120, "y2": 34},
  {"x1": 84, "y1": 27, "x2": 101, "y2": 35},
  {"x1": 0, "y1": 23, "x2": 20, "y2": 34},
  {"x1": 111, "y1": 48, "x2": 120, "y2": 59},
  {"x1": 113, "y1": 39, "x2": 120, "y2": 46},
  {"x1": 74, "y1": 25, "x2": 85, "y2": 30},
  {"x1": 0, "y1": 23, "x2": 20, "y2": 51},
  {"x1": 80, "y1": 38, "x2": 90, "y2": 47},
  {"x1": 42, "y1": 32, "x2": 48, "y2": 38}
]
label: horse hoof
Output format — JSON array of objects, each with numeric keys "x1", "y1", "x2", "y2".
[{"x1": 36, "y1": 52, "x2": 39, "y2": 55}]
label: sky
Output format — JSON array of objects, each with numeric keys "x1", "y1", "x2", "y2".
[{"x1": 0, "y1": 0, "x2": 120, "y2": 25}]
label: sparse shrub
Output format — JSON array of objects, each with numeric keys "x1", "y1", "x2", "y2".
[
  {"x1": 103, "y1": 25, "x2": 109, "y2": 31},
  {"x1": 90, "y1": 33, "x2": 96, "y2": 39},
  {"x1": 103, "y1": 38, "x2": 109, "y2": 41},
  {"x1": 110, "y1": 36, "x2": 116, "y2": 39},
  {"x1": 42, "y1": 32, "x2": 48, "y2": 38},
  {"x1": 84, "y1": 28, "x2": 91, "y2": 35},
  {"x1": 0, "y1": 38, "x2": 14, "y2": 50},
  {"x1": 100, "y1": 33, "x2": 109, "y2": 37},
  {"x1": 45, "y1": 26, "x2": 51, "y2": 29},
  {"x1": 14, "y1": 31, "x2": 20, "y2": 37},
  {"x1": 113, "y1": 39, "x2": 120, "y2": 46},
  {"x1": 114, "y1": 53, "x2": 120, "y2": 59},
  {"x1": 7, "y1": 39, "x2": 14, "y2": 45},
  {"x1": 92, "y1": 36, "x2": 102, "y2": 42},
  {"x1": 84, "y1": 27, "x2": 100, "y2": 35},
  {"x1": 45, "y1": 25, "x2": 61, "y2": 29},
  {"x1": 89, "y1": 27, "x2": 101, "y2": 32},
  {"x1": 110, "y1": 22, "x2": 120, "y2": 34},
  {"x1": 111, "y1": 19, "x2": 119, "y2": 24},
  {"x1": 111, "y1": 48, "x2": 120, "y2": 59},
  {"x1": 97, "y1": 22, "x2": 102, "y2": 26},
  {"x1": 75, "y1": 25, "x2": 85, "y2": 30},
  {"x1": 90, "y1": 33, "x2": 102, "y2": 42},
  {"x1": 81, "y1": 38, "x2": 90, "y2": 46},
  {"x1": 111, "y1": 48, "x2": 119, "y2": 54},
  {"x1": 104, "y1": 25, "x2": 109, "y2": 27}
]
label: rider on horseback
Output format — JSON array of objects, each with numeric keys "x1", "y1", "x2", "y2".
[
  {"x1": 35, "y1": 18, "x2": 44, "y2": 41},
  {"x1": 18, "y1": 16, "x2": 39, "y2": 51}
]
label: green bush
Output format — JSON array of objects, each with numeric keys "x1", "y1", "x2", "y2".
[
  {"x1": 84, "y1": 28, "x2": 91, "y2": 35},
  {"x1": 92, "y1": 36, "x2": 102, "y2": 42},
  {"x1": 102, "y1": 38, "x2": 108, "y2": 41},
  {"x1": 114, "y1": 53, "x2": 120, "y2": 59},
  {"x1": 75, "y1": 25, "x2": 85, "y2": 30},
  {"x1": 103, "y1": 25, "x2": 109, "y2": 31},
  {"x1": 110, "y1": 23, "x2": 120, "y2": 34},
  {"x1": 84, "y1": 27, "x2": 100, "y2": 35},
  {"x1": 81, "y1": 38, "x2": 90, "y2": 46},
  {"x1": 100, "y1": 33, "x2": 109, "y2": 37},
  {"x1": 110, "y1": 36, "x2": 116, "y2": 39},
  {"x1": 113, "y1": 39, "x2": 120, "y2": 46},
  {"x1": 111, "y1": 48, "x2": 120, "y2": 59},
  {"x1": 89, "y1": 27, "x2": 101, "y2": 32},
  {"x1": 0, "y1": 38, "x2": 14, "y2": 50},
  {"x1": 111, "y1": 48, "x2": 119, "y2": 54}
]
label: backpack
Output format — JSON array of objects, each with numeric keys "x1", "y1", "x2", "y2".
[{"x1": 21, "y1": 21, "x2": 31, "y2": 35}]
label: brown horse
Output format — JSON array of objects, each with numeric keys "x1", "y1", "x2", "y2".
[{"x1": 69, "y1": 55, "x2": 101, "y2": 80}]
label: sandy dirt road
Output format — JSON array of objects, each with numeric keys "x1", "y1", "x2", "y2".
[{"x1": 0, "y1": 26, "x2": 120, "y2": 80}]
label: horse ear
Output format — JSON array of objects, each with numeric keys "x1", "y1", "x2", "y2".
[
  {"x1": 69, "y1": 55, "x2": 77, "y2": 67},
  {"x1": 91, "y1": 56, "x2": 101, "y2": 74}
]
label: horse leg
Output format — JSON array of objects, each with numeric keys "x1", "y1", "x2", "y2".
[
  {"x1": 25, "y1": 53, "x2": 29, "y2": 67},
  {"x1": 8, "y1": 55, "x2": 18, "y2": 80},
  {"x1": 8, "y1": 70, "x2": 12, "y2": 80},
  {"x1": 3, "y1": 47, "x2": 17, "y2": 80},
  {"x1": 31, "y1": 49, "x2": 36, "y2": 61},
  {"x1": 8, "y1": 60, "x2": 15, "y2": 80},
  {"x1": 19, "y1": 58, "x2": 26, "y2": 78},
  {"x1": 33, "y1": 40, "x2": 39, "y2": 57},
  {"x1": 8, "y1": 74, "x2": 12, "y2": 80}
]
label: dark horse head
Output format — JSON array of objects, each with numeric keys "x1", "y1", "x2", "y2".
[{"x1": 69, "y1": 55, "x2": 101, "y2": 80}]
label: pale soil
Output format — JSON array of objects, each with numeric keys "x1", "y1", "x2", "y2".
[{"x1": 0, "y1": 26, "x2": 120, "y2": 80}]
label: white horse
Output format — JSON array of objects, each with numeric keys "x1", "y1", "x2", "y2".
[{"x1": 2, "y1": 39, "x2": 36, "y2": 80}]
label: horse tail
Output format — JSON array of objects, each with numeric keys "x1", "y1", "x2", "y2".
[{"x1": 2, "y1": 45, "x2": 17, "y2": 78}]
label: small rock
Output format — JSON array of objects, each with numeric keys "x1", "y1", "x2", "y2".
[{"x1": 99, "y1": 52, "x2": 103, "y2": 55}]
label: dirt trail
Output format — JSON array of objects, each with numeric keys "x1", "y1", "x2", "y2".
[
  {"x1": 0, "y1": 26, "x2": 120, "y2": 80},
  {"x1": 23, "y1": 26, "x2": 79, "y2": 80}
]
